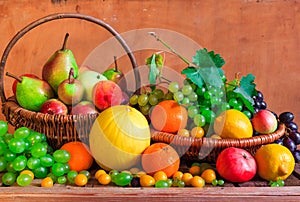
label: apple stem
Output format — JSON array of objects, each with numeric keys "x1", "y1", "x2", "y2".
[
  {"x1": 6, "y1": 72, "x2": 22, "y2": 83},
  {"x1": 68, "y1": 68, "x2": 74, "y2": 84},
  {"x1": 61, "y1": 33, "x2": 69, "y2": 51},
  {"x1": 114, "y1": 56, "x2": 118, "y2": 72}
]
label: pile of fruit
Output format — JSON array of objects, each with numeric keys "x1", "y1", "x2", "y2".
[{"x1": 1, "y1": 33, "x2": 300, "y2": 188}]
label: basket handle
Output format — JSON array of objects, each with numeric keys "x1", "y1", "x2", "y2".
[{"x1": 0, "y1": 13, "x2": 141, "y2": 103}]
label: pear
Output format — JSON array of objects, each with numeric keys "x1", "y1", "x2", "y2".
[
  {"x1": 6, "y1": 72, "x2": 54, "y2": 112},
  {"x1": 42, "y1": 33, "x2": 79, "y2": 93}
]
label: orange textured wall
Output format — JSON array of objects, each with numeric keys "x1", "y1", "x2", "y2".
[{"x1": 0, "y1": 0, "x2": 299, "y2": 125}]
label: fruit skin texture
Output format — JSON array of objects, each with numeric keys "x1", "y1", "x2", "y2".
[
  {"x1": 70, "y1": 101, "x2": 98, "y2": 115},
  {"x1": 216, "y1": 147, "x2": 257, "y2": 183},
  {"x1": 141, "y1": 142, "x2": 180, "y2": 178},
  {"x1": 254, "y1": 143, "x2": 295, "y2": 181},
  {"x1": 214, "y1": 109, "x2": 253, "y2": 139},
  {"x1": 12, "y1": 74, "x2": 39, "y2": 96},
  {"x1": 252, "y1": 110, "x2": 278, "y2": 134},
  {"x1": 60, "y1": 141, "x2": 94, "y2": 172},
  {"x1": 89, "y1": 105, "x2": 151, "y2": 171},
  {"x1": 40, "y1": 98, "x2": 68, "y2": 115},
  {"x1": 92, "y1": 80, "x2": 123, "y2": 111},
  {"x1": 150, "y1": 100, "x2": 188, "y2": 133}
]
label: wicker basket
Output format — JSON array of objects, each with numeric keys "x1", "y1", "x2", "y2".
[
  {"x1": 151, "y1": 123, "x2": 285, "y2": 162},
  {"x1": 0, "y1": 13, "x2": 140, "y2": 150}
]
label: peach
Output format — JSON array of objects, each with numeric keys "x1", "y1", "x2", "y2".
[{"x1": 252, "y1": 110, "x2": 278, "y2": 134}]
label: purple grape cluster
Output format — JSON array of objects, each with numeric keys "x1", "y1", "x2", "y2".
[
  {"x1": 253, "y1": 91, "x2": 267, "y2": 113},
  {"x1": 274, "y1": 112, "x2": 300, "y2": 163}
]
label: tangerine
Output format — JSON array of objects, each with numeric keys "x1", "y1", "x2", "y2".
[
  {"x1": 60, "y1": 141, "x2": 94, "y2": 172},
  {"x1": 141, "y1": 143, "x2": 180, "y2": 178},
  {"x1": 150, "y1": 100, "x2": 188, "y2": 133}
]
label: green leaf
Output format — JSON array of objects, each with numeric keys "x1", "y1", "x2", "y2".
[
  {"x1": 192, "y1": 48, "x2": 225, "y2": 68},
  {"x1": 181, "y1": 67, "x2": 204, "y2": 87},
  {"x1": 148, "y1": 54, "x2": 157, "y2": 85},
  {"x1": 226, "y1": 79, "x2": 238, "y2": 92}
]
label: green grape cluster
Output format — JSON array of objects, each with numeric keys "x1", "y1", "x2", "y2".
[
  {"x1": 129, "y1": 88, "x2": 173, "y2": 116},
  {"x1": 0, "y1": 121, "x2": 73, "y2": 186}
]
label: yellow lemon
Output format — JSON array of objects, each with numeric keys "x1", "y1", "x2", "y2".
[
  {"x1": 255, "y1": 143, "x2": 295, "y2": 181},
  {"x1": 214, "y1": 109, "x2": 253, "y2": 139}
]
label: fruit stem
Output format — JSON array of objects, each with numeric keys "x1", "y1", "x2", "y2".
[
  {"x1": 6, "y1": 72, "x2": 22, "y2": 83},
  {"x1": 68, "y1": 68, "x2": 74, "y2": 84},
  {"x1": 61, "y1": 33, "x2": 69, "y2": 51},
  {"x1": 148, "y1": 32, "x2": 192, "y2": 66},
  {"x1": 114, "y1": 56, "x2": 118, "y2": 72}
]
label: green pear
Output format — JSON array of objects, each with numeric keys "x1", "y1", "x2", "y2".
[
  {"x1": 42, "y1": 33, "x2": 79, "y2": 93},
  {"x1": 6, "y1": 72, "x2": 54, "y2": 112}
]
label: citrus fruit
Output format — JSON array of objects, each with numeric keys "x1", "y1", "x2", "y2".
[
  {"x1": 60, "y1": 141, "x2": 94, "y2": 172},
  {"x1": 254, "y1": 143, "x2": 295, "y2": 181},
  {"x1": 189, "y1": 165, "x2": 201, "y2": 176},
  {"x1": 190, "y1": 126, "x2": 205, "y2": 138},
  {"x1": 201, "y1": 168, "x2": 216, "y2": 184},
  {"x1": 150, "y1": 100, "x2": 188, "y2": 133},
  {"x1": 41, "y1": 177, "x2": 54, "y2": 188},
  {"x1": 140, "y1": 174, "x2": 155, "y2": 187},
  {"x1": 190, "y1": 176, "x2": 205, "y2": 187},
  {"x1": 181, "y1": 172, "x2": 193, "y2": 186},
  {"x1": 214, "y1": 109, "x2": 253, "y2": 139},
  {"x1": 153, "y1": 171, "x2": 168, "y2": 181},
  {"x1": 74, "y1": 173, "x2": 88, "y2": 186},
  {"x1": 141, "y1": 143, "x2": 180, "y2": 178}
]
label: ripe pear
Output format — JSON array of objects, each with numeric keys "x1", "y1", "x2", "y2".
[
  {"x1": 42, "y1": 33, "x2": 79, "y2": 93},
  {"x1": 6, "y1": 72, "x2": 54, "y2": 112},
  {"x1": 57, "y1": 68, "x2": 84, "y2": 105}
]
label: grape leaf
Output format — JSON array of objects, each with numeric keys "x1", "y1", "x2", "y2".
[
  {"x1": 181, "y1": 67, "x2": 204, "y2": 87},
  {"x1": 146, "y1": 54, "x2": 164, "y2": 85},
  {"x1": 192, "y1": 48, "x2": 225, "y2": 69}
]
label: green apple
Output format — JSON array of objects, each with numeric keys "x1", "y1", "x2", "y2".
[{"x1": 77, "y1": 70, "x2": 107, "y2": 101}]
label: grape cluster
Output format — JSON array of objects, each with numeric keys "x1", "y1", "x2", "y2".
[
  {"x1": 252, "y1": 91, "x2": 267, "y2": 112},
  {"x1": 274, "y1": 112, "x2": 300, "y2": 162},
  {"x1": 0, "y1": 121, "x2": 74, "y2": 186},
  {"x1": 129, "y1": 88, "x2": 173, "y2": 116}
]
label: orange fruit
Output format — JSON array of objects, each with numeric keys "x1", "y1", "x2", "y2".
[
  {"x1": 190, "y1": 127, "x2": 205, "y2": 138},
  {"x1": 141, "y1": 143, "x2": 180, "y2": 178},
  {"x1": 201, "y1": 168, "x2": 216, "y2": 184},
  {"x1": 153, "y1": 171, "x2": 168, "y2": 181},
  {"x1": 255, "y1": 143, "x2": 295, "y2": 181},
  {"x1": 140, "y1": 174, "x2": 155, "y2": 187},
  {"x1": 191, "y1": 176, "x2": 205, "y2": 187},
  {"x1": 60, "y1": 141, "x2": 94, "y2": 172},
  {"x1": 150, "y1": 100, "x2": 188, "y2": 133},
  {"x1": 172, "y1": 171, "x2": 183, "y2": 181},
  {"x1": 20, "y1": 170, "x2": 34, "y2": 180},
  {"x1": 189, "y1": 165, "x2": 201, "y2": 176},
  {"x1": 214, "y1": 109, "x2": 253, "y2": 139},
  {"x1": 95, "y1": 169, "x2": 107, "y2": 180},
  {"x1": 75, "y1": 173, "x2": 88, "y2": 186},
  {"x1": 41, "y1": 177, "x2": 54, "y2": 188},
  {"x1": 181, "y1": 172, "x2": 193, "y2": 186},
  {"x1": 98, "y1": 173, "x2": 111, "y2": 185}
]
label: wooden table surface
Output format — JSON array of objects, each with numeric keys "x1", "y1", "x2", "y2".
[{"x1": 1, "y1": 163, "x2": 300, "y2": 202}]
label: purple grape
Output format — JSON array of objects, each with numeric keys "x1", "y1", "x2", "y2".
[
  {"x1": 283, "y1": 137, "x2": 297, "y2": 152},
  {"x1": 253, "y1": 91, "x2": 264, "y2": 102},
  {"x1": 274, "y1": 138, "x2": 284, "y2": 145},
  {"x1": 130, "y1": 177, "x2": 141, "y2": 187},
  {"x1": 289, "y1": 131, "x2": 300, "y2": 145},
  {"x1": 254, "y1": 100, "x2": 262, "y2": 109},
  {"x1": 293, "y1": 150, "x2": 300, "y2": 163},
  {"x1": 279, "y1": 112, "x2": 294, "y2": 124},
  {"x1": 285, "y1": 122, "x2": 298, "y2": 132},
  {"x1": 260, "y1": 101, "x2": 267, "y2": 109}
]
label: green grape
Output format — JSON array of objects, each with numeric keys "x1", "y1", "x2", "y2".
[
  {"x1": 139, "y1": 104, "x2": 151, "y2": 115},
  {"x1": 226, "y1": 91, "x2": 236, "y2": 100},
  {"x1": 152, "y1": 89, "x2": 165, "y2": 99},
  {"x1": 203, "y1": 91, "x2": 212, "y2": 100},
  {"x1": 228, "y1": 98, "x2": 238, "y2": 107},
  {"x1": 182, "y1": 85, "x2": 193, "y2": 96},
  {"x1": 33, "y1": 166, "x2": 49, "y2": 179},
  {"x1": 174, "y1": 91, "x2": 184, "y2": 102},
  {"x1": 0, "y1": 121, "x2": 8, "y2": 136},
  {"x1": 129, "y1": 94, "x2": 139, "y2": 105},
  {"x1": 23, "y1": 138, "x2": 32, "y2": 151},
  {"x1": 243, "y1": 110, "x2": 252, "y2": 119},
  {"x1": 63, "y1": 163, "x2": 70, "y2": 174},
  {"x1": 0, "y1": 156, "x2": 7, "y2": 172},
  {"x1": 218, "y1": 179, "x2": 225, "y2": 186},
  {"x1": 109, "y1": 169, "x2": 119, "y2": 183},
  {"x1": 221, "y1": 102, "x2": 230, "y2": 111},
  {"x1": 113, "y1": 172, "x2": 133, "y2": 186},
  {"x1": 0, "y1": 142, "x2": 7, "y2": 155},
  {"x1": 208, "y1": 86, "x2": 218, "y2": 95},
  {"x1": 212, "y1": 179, "x2": 218, "y2": 186},
  {"x1": 188, "y1": 92, "x2": 198, "y2": 102},
  {"x1": 26, "y1": 132, "x2": 42, "y2": 146},
  {"x1": 79, "y1": 170, "x2": 91, "y2": 180},
  {"x1": 47, "y1": 172, "x2": 58, "y2": 182},
  {"x1": 4, "y1": 150, "x2": 17, "y2": 162},
  {"x1": 233, "y1": 104, "x2": 243, "y2": 111},
  {"x1": 166, "y1": 178, "x2": 173, "y2": 187},
  {"x1": 6, "y1": 161, "x2": 15, "y2": 173},
  {"x1": 4, "y1": 133, "x2": 13, "y2": 144},
  {"x1": 177, "y1": 180, "x2": 185, "y2": 187},
  {"x1": 17, "y1": 173, "x2": 33, "y2": 186},
  {"x1": 181, "y1": 97, "x2": 190, "y2": 105},
  {"x1": 202, "y1": 110, "x2": 216, "y2": 123},
  {"x1": 40, "y1": 133, "x2": 47, "y2": 142},
  {"x1": 211, "y1": 96, "x2": 221, "y2": 105},
  {"x1": 2, "y1": 172, "x2": 17, "y2": 186},
  {"x1": 164, "y1": 91, "x2": 173, "y2": 100},
  {"x1": 8, "y1": 138, "x2": 25, "y2": 154},
  {"x1": 40, "y1": 154, "x2": 55, "y2": 167},
  {"x1": 57, "y1": 175, "x2": 67, "y2": 184},
  {"x1": 27, "y1": 157, "x2": 41, "y2": 170},
  {"x1": 52, "y1": 162, "x2": 66, "y2": 177},
  {"x1": 53, "y1": 149, "x2": 71, "y2": 163},
  {"x1": 155, "y1": 180, "x2": 169, "y2": 188},
  {"x1": 188, "y1": 106, "x2": 199, "y2": 118},
  {"x1": 168, "y1": 81, "x2": 179, "y2": 93},
  {"x1": 30, "y1": 143, "x2": 47, "y2": 158},
  {"x1": 277, "y1": 179, "x2": 285, "y2": 186},
  {"x1": 67, "y1": 170, "x2": 78, "y2": 184},
  {"x1": 216, "y1": 90, "x2": 225, "y2": 98},
  {"x1": 12, "y1": 155, "x2": 27, "y2": 171},
  {"x1": 14, "y1": 127, "x2": 31, "y2": 139},
  {"x1": 138, "y1": 94, "x2": 149, "y2": 107},
  {"x1": 149, "y1": 94, "x2": 159, "y2": 106},
  {"x1": 194, "y1": 114, "x2": 206, "y2": 127},
  {"x1": 196, "y1": 86, "x2": 206, "y2": 96}
]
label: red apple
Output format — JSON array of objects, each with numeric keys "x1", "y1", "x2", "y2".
[
  {"x1": 252, "y1": 109, "x2": 278, "y2": 134},
  {"x1": 92, "y1": 80, "x2": 123, "y2": 111},
  {"x1": 40, "y1": 98, "x2": 68, "y2": 115},
  {"x1": 12, "y1": 74, "x2": 39, "y2": 95},
  {"x1": 216, "y1": 147, "x2": 257, "y2": 183},
  {"x1": 70, "y1": 101, "x2": 99, "y2": 115}
]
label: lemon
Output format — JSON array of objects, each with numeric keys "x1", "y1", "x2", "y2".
[
  {"x1": 255, "y1": 143, "x2": 295, "y2": 181},
  {"x1": 214, "y1": 109, "x2": 253, "y2": 139}
]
